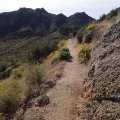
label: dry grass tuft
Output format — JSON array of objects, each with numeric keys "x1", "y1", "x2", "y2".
[
  {"x1": 77, "y1": 43, "x2": 91, "y2": 63},
  {"x1": 0, "y1": 78, "x2": 26, "y2": 117}
]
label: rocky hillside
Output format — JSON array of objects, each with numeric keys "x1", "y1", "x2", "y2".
[
  {"x1": 0, "y1": 8, "x2": 94, "y2": 39},
  {"x1": 0, "y1": 8, "x2": 94, "y2": 62},
  {"x1": 78, "y1": 9, "x2": 120, "y2": 120}
]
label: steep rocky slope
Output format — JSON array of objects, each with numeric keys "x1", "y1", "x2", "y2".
[{"x1": 79, "y1": 19, "x2": 120, "y2": 120}]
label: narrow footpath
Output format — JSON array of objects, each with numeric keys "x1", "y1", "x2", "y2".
[{"x1": 42, "y1": 39, "x2": 88, "y2": 120}]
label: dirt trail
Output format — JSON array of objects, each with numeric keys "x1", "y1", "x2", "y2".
[{"x1": 42, "y1": 39, "x2": 88, "y2": 120}]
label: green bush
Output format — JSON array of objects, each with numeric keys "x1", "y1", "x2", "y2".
[
  {"x1": 76, "y1": 28, "x2": 86, "y2": 43},
  {"x1": 76, "y1": 24, "x2": 96, "y2": 43},
  {"x1": 27, "y1": 43, "x2": 59, "y2": 63},
  {"x1": 59, "y1": 48, "x2": 71, "y2": 60},
  {"x1": 78, "y1": 47, "x2": 91, "y2": 63},
  {"x1": 0, "y1": 63, "x2": 21, "y2": 80},
  {"x1": 11, "y1": 66, "x2": 24, "y2": 80},
  {"x1": 57, "y1": 39, "x2": 66, "y2": 48},
  {"x1": 12, "y1": 72, "x2": 22, "y2": 80},
  {"x1": 99, "y1": 14, "x2": 106, "y2": 21},
  {"x1": 24, "y1": 64, "x2": 44, "y2": 85},
  {"x1": 0, "y1": 71, "x2": 10, "y2": 80},
  {"x1": 86, "y1": 24, "x2": 96, "y2": 31},
  {"x1": 51, "y1": 42, "x2": 59, "y2": 51},
  {"x1": 27, "y1": 46, "x2": 44, "y2": 63},
  {"x1": 0, "y1": 79, "x2": 25, "y2": 117},
  {"x1": 51, "y1": 48, "x2": 71, "y2": 64},
  {"x1": 107, "y1": 9, "x2": 118, "y2": 19},
  {"x1": 99, "y1": 8, "x2": 119, "y2": 21},
  {"x1": 0, "y1": 63, "x2": 7, "y2": 73},
  {"x1": 11, "y1": 72, "x2": 22, "y2": 79}
]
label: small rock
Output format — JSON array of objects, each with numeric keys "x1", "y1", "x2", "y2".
[
  {"x1": 35, "y1": 95, "x2": 50, "y2": 107},
  {"x1": 46, "y1": 81, "x2": 56, "y2": 88}
]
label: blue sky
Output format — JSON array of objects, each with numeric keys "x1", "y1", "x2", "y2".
[{"x1": 0, "y1": 0, "x2": 120, "y2": 19}]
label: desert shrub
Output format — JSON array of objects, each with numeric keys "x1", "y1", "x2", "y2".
[
  {"x1": 57, "y1": 39, "x2": 66, "y2": 48},
  {"x1": 51, "y1": 42, "x2": 59, "y2": 51},
  {"x1": 12, "y1": 72, "x2": 22, "y2": 80},
  {"x1": 86, "y1": 24, "x2": 96, "y2": 31},
  {"x1": 0, "y1": 63, "x2": 20, "y2": 80},
  {"x1": 99, "y1": 14, "x2": 106, "y2": 21},
  {"x1": 11, "y1": 62, "x2": 21, "y2": 69},
  {"x1": 59, "y1": 48, "x2": 71, "y2": 60},
  {"x1": 107, "y1": 9, "x2": 118, "y2": 19},
  {"x1": 27, "y1": 43, "x2": 59, "y2": 63},
  {"x1": 78, "y1": 44, "x2": 91, "y2": 63},
  {"x1": 22, "y1": 64, "x2": 45, "y2": 100},
  {"x1": 46, "y1": 51, "x2": 59, "y2": 65},
  {"x1": 0, "y1": 71, "x2": 10, "y2": 80},
  {"x1": 76, "y1": 28, "x2": 86, "y2": 43},
  {"x1": 76, "y1": 24, "x2": 96, "y2": 43},
  {"x1": 0, "y1": 63, "x2": 7, "y2": 73},
  {"x1": 24, "y1": 64, "x2": 44, "y2": 85},
  {"x1": 27, "y1": 46, "x2": 43, "y2": 63},
  {"x1": 0, "y1": 63, "x2": 21, "y2": 80},
  {"x1": 11, "y1": 66, "x2": 24, "y2": 80},
  {"x1": 51, "y1": 48, "x2": 71, "y2": 64},
  {"x1": 0, "y1": 79, "x2": 25, "y2": 117},
  {"x1": 99, "y1": 8, "x2": 120, "y2": 22},
  {"x1": 78, "y1": 48, "x2": 91, "y2": 63}
]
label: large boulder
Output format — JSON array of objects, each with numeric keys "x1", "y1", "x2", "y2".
[{"x1": 82, "y1": 30, "x2": 94, "y2": 43}]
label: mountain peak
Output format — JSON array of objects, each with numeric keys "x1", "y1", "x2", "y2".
[
  {"x1": 0, "y1": 8, "x2": 95, "y2": 38},
  {"x1": 19, "y1": 7, "x2": 33, "y2": 11},
  {"x1": 35, "y1": 8, "x2": 48, "y2": 13}
]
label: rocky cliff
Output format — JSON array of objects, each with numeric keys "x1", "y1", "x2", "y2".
[{"x1": 80, "y1": 19, "x2": 120, "y2": 120}]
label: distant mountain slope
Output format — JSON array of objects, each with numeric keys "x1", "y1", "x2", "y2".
[
  {"x1": 60, "y1": 12, "x2": 94, "y2": 35},
  {"x1": 0, "y1": 8, "x2": 94, "y2": 62},
  {"x1": 0, "y1": 8, "x2": 95, "y2": 39}
]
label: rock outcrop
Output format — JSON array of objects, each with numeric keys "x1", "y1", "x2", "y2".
[
  {"x1": 35, "y1": 95, "x2": 50, "y2": 107},
  {"x1": 82, "y1": 30, "x2": 94, "y2": 43},
  {"x1": 80, "y1": 20, "x2": 120, "y2": 120}
]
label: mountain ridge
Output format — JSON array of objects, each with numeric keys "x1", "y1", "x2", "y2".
[{"x1": 0, "y1": 7, "x2": 95, "y2": 39}]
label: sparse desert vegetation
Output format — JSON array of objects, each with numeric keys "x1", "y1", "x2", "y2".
[
  {"x1": 77, "y1": 44, "x2": 91, "y2": 63},
  {"x1": 0, "y1": 39, "x2": 70, "y2": 119},
  {"x1": 0, "y1": 78, "x2": 26, "y2": 118},
  {"x1": 76, "y1": 23, "x2": 96, "y2": 43},
  {"x1": 99, "y1": 8, "x2": 120, "y2": 21},
  {"x1": 0, "y1": 4, "x2": 120, "y2": 120}
]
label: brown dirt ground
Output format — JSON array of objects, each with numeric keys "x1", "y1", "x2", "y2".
[{"x1": 23, "y1": 39, "x2": 88, "y2": 120}]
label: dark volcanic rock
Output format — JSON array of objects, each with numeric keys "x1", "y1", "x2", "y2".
[{"x1": 0, "y1": 8, "x2": 94, "y2": 39}]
